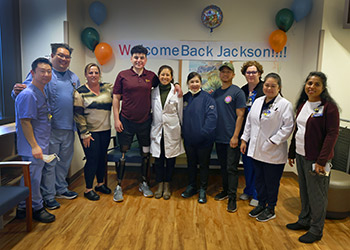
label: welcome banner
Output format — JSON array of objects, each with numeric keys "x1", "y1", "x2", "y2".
[{"x1": 112, "y1": 40, "x2": 288, "y2": 61}]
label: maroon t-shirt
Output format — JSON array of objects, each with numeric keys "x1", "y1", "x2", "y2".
[{"x1": 113, "y1": 67, "x2": 158, "y2": 123}]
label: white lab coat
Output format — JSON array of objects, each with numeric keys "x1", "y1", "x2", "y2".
[
  {"x1": 150, "y1": 84, "x2": 184, "y2": 158},
  {"x1": 241, "y1": 94, "x2": 294, "y2": 164}
]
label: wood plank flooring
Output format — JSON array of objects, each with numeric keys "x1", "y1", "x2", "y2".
[{"x1": 0, "y1": 168, "x2": 349, "y2": 250}]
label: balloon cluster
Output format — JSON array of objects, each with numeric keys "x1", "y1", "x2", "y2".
[
  {"x1": 81, "y1": 1, "x2": 113, "y2": 65},
  {"x1": 269, "y1": 0, "x2": 313, "y2": 53}
]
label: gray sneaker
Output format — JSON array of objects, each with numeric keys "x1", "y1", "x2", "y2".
[
  {"x1": 139, "y1": 182, "x2": 153, "y2": 197},
  {"x1": 239, "y1": 193, "x2": 250, "y2": 200},
  {"x1": 113, "y1": 185, "x2": 124, "y2": 202}
]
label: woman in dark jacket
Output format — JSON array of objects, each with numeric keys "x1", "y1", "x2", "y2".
[
  {"x1": 181, "y1": 72, "x2": 217, "y2": 204},
  {"x1": 287, "y1": 72, "x2": 339, "y2": 244}
]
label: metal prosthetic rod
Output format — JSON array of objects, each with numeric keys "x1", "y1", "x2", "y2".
[
  {"x1": 117, "y1": 152, "x2": 126, "y2": 185},
  {"x1": 141, "y1": 152, "x2": 150, "y2": 183}
]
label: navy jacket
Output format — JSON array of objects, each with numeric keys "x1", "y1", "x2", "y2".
[{"x1": 182, "y1": 90, "x2": 217, "y2": 148}]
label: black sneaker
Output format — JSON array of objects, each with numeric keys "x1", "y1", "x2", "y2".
[
  {"x1": 256, "y1": 208, "x2": 276, "y2": 222},
  {"x1": 286, "y1": 222, "x2": 310, "y2": 231},
  {"x1": 16, "y1": 208, "x2": 26, "y2": 219},
  {"x1": 181, "y1": 185, "x2": 197, "y2": 198},
  {"x1": 33, "y1": 207, "x2": 55, "y2": 223},
  {"x1": 214, "y1": 190, "x2": 228, "y2": 201},
  {"x1": 44, "y1": 199, "x2": 61, "y2": 210},
  {"x1": 298, "y1": 232, "x2": 322, "y2": 244},
  {"x1": 198, "y1": 189, "x2": 207, "y2": 204},
  {"x1": 249, "y1": 205, "x2": 265, "y2": 217},
  {"x1": 227, "y1": 198, "x2": 237, "y2": 213},
  {"x1": 95, "y1": 184, "x2": 112, "y2": 194}
]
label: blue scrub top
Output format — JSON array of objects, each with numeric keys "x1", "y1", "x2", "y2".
[
  {"x1": 15, "y1": 84, "x2": 51, "y2": 157},
  {"x1": 20, "y1": 69, "x2": 80, "y2": 130}
]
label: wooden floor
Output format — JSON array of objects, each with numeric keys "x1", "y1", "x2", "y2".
[{"x1": 0, "y1": 168, "x2": 349, "y2": 250}]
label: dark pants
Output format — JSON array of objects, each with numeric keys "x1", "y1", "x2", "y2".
[
  {"x1": 253, "y1": 159, "x2": 284, "y2": 210},
  {"x1": 216, "y1": 143, "x2": 240, "y2": 199},
  {"x1": 242, "y1": 145, "x2": 258, "y2": 199},
  {"x1": 81, "y1": 130, "x2": 111, "y2": 189},
  {"x1": 184, "y1": 144, "x2": 212, "y2": 190},
  {"x1": 154, "y1": 136, "x2": 176, "y2": 182},
  {"x1": 117, "y1": 115, "x2": 151, "y2": 149},
  {"x1": 295, "y1": 154, "x2": 330, "y2": 237}
]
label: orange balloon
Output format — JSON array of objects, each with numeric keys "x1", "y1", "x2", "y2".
[
  {"x1": 269, "y1": 29, "x2": 287, "y2": 53},
  {"x1": 94, "y1": 42, "x2": 113, "y2": 65}
]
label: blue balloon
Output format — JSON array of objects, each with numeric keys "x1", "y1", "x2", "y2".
[
  {"x1": 291, "y1": 0, "x2": 313, "y2": 22},
  {"x1": 89, "y1": 1, "x2": 107, "y2": 25}
]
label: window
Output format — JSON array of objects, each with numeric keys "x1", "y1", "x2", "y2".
[{"x1": 0, "y1": 0, "x2": 22, "y2": 125}]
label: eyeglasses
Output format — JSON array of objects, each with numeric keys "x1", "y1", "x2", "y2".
[
  {"x1": 246, "y1": 71, "x2": 258, "y2": 75},
  {"x1": 56, "y1": 53, "x2": 71, "y2": 60}
]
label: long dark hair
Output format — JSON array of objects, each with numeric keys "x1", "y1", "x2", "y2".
[{"x1": 295, "y1": 71, "x2": 338, "y2": 111}]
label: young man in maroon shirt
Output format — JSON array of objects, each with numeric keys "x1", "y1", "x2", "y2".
[{"x1": 112, "y1": 45, "x2": 182, "y2": 202}]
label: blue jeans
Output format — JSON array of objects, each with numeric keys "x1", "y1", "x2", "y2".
[
  {"x1": 41, "y1": 129, "x2": 74, "y2": 201},
  {"x1": 19, "y1": 156, "x2": 44, "y2": 211}
]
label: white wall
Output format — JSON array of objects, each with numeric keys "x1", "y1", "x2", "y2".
[
  {"x1": 20, "y1": 0, "x2": 67, "y2": 76},
  {"x1": 321, "y1": 0, "x2": 350, "y2": 122}
]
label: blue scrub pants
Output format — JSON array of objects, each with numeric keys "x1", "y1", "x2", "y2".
[
  {"x1": 19, "y1": 156, "x2": 44, "y2": 211},
  {"x1": 242, "y1": 152, "x2": 258, "y2": 199},
  {"x1": 41, "y1": 129, "x2": 74, "y2": 201}
]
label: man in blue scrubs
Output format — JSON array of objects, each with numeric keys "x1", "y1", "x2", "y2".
[
  {"x1": 13, "y1": 43, "x2": 80, "y2": 210},
  {"x1": 15, "y1": 58, "x2": 55, "y2": 223}
]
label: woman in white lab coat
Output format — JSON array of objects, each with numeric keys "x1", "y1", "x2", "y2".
[
  {"x1": 150, "y1": 65, "x2": 184, "y2": 200},
  {"x1": 240, "y1": 72, "x2": 294, "y2": 222}
]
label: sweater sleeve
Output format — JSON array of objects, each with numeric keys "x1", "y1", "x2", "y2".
[
  {"x1": 316, "y1": 103, "x2": 339, "y2": 166},
  {"x1": 73, "y1": 90, "x2": 89, "y2": 138}
]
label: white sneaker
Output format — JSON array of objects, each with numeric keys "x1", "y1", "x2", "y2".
[
  {"x1": 239, "y1": 193, "x2": 250, "y2": 200},
  {"x1": 113, "y1": 185, "x2": 124, "y2": 202},
  {"x1": 249, "y1": 199, "x2": 259, "y2": 207},
  {"x1": 139, "y1": 182, "x2": 153, "y2": 197}
]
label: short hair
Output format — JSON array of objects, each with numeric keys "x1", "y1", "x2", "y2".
[
  {"x1": 187, "y1": 72, "x2": 202, "y2": 84},
  {"x1": 51, "y1": 43, "x2": 73, "y2": 55},
  {"x1": 84, "y1": 63, "x2": 101, "y2": 75},
  {"x1": 157, "y1": 65, "x2": 174, "y2": 84},
  {"x1": 31, "y1": 57, "x2": 52, "y2": 72},
  {"x1": 131, "y1": 45, "x2": 148, "y2": 56},
  {"x1": 241, "y1": 61, "x2": 264, "y2": 75}
]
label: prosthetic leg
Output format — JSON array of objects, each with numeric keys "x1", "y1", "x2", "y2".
[
  {"x1": 141, "y1": 151, "x2": 150, "y2": 183},
  {"x1": 139, "y1": 146, "x2": 153, "y2": 197},
  {"x1": 116, "y1": 145, "x2": 129, "y2": 186}
]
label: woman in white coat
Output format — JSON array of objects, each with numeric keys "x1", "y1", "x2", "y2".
[
  {"x1": 240, "y1": 73, "x2": 294, "y2": 222},
  {"x1": 150, "y1": 65, "x2": 184, "y2": 200}
]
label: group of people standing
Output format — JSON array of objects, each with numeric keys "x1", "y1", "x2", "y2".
[{"x1": 14, "y1": 44, "x2": 339, "y2": 244}]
